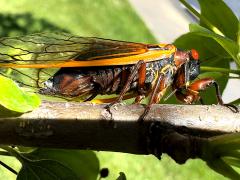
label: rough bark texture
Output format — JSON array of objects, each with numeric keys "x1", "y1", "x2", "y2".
[{"x1": 0, "y1": 101, "x2": 239, "y2": 163}]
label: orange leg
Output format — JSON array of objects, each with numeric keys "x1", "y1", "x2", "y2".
[
  {"x1": 106, "y1": 60, "x2": 145, "y2": 109},
  {"x1": 135, "y1": 62, "x2": 146, "y2": 104},
  {"x1": 139, "y1": 73, "x2": 165, "y2": 120},
  {"x1": 175, "y1": 78, "x2": 238, "y2": 112}
]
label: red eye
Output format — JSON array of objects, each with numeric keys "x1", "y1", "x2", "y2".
[{"x1": 191, "y1": 49, "x2": 199, "y2": 60}]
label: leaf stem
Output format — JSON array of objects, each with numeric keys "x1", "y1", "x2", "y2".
[
  {"x1": 207, "y1": 158, "x2": 240, "y2": 179},
  {"x1": 222, "y1": 150, "x2": 240, "y2": 159},
  {"x1": 201, "y1": 66, "x2": 240, "y2": 75},
  {"x1": 223, "y1": 157, "x2": 240, "y2": 168},
  {"x1": 0, "y1": 150, "x2": 12, "y2": 156},
  {"x1": 209, "y1": 133, "x2": 240, "y2": 148}
]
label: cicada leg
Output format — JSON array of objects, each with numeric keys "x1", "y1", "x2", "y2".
[
  {"x1": 105, "y1": 60, "x2": 145, "y2": 109},
  {"x1": 139, "y1": 66, "x2": 174, "y2": 121},
  {"x1": 175, "y1": 78, "x2": 239, "y2": 112},
  {"x1": 139, "y1": 73, "x2": 164, "y2": 120},
  {"x1": 135, "y1": 62, "x2": 147, "y2": 104}
]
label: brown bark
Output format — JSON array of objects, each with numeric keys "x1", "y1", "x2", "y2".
[{"x1": 0, "y1": 101, "x2": 239, "y2": 163}]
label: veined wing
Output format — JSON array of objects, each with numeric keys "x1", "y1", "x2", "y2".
[
  {"x1": 0, "y1": 32, "x2": 150, "y2": 88},
  {"x1": 0, "y1": 32, "x2": 176, "y2": 68},
  {"x1": 0, "y1": 32, "x2": 176, "y2": 89}
]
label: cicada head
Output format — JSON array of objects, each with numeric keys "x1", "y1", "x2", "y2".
[
  {"x1": 172, "y1": 49, "x2": 200, "y2": 90},
  {"x1": 188, "y1": 49, "x2": 200, "y2": 81}
]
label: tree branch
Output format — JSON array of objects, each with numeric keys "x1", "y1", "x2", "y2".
[{"x1": 0, "y1": 101, "x2": 239, "y2": 163}]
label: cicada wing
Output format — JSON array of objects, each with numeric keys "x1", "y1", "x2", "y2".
[
  {"x1": 0, "y1": 32, "x2": 148, "y2": 65},
  {"x1": 0, "y1": 32, "x2": 175, "y2": 70},
  {"x1": 0, "y1": 68, "x2": 59, "y2": 89},
  {"x1": 0, "y1": 32, "x2": 150, "y2": 91},
  {"x1": 0, "y1": 32, "x2": 77, "y2": 89}
]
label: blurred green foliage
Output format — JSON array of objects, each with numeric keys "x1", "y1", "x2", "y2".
[{"x1": 0, "y1": 0, "x2": 155, "y2": 42}]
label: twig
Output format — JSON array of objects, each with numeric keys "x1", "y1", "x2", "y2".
[{"x1": 0, "y1": 101, "x2": 239, "y2": 163}]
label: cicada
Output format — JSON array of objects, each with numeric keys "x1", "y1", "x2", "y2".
[{"x1": 0, "y1": 32, "x2": 236, "y2": 118}]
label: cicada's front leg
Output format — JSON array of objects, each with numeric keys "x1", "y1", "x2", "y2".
[
  {"x1": 139, "y1": 67, "x2": 174, "y2": 120},
  {"x1": 175, "y1": 77, "x2": 239, "y2": 112}
]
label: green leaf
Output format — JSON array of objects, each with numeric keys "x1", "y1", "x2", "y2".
[
  {"x1": 17, "y1": 146, "x2": 37, "y2": 153},
  {"x1": 23, "y1": 148, "x2": 99, "y2": 180},
  {"x1": 224, "y1": 157, "x2": 240, "y2": 168},
  {"x1": 198, "y1": 0, "x2": 238, "y2": 41},
  {"x1": 202, "y1": 133, "x2": 240, "y2": 179},
  {"x1": 230, "y1": 98, "x2": 240, "y2": 105},
  {"x1": 173, "y1": 32, "x2": 229, "y2": 104},
  {"x1": 0, "y1": 75, "x2": 40, "y2": 113},
  {"x1": 17, "y1": 159, "x2": 78, "y2": 180},
  {"x1": 206, "y1": 158, "x2": 240, "y2": 179},
  {"x1": 190, "y1": 24, "x2": 239, "y2": 65}
]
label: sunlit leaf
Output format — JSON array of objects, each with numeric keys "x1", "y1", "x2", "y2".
[
  {"x1": 198, "y1": 0, "x2": 238, "y2": 40},
  {"x1": 189, "y1": 24, "x2": 239, "y2": 65},
  {"x1": 0, "y1": 75, "x2": 40, "y2": 112}
]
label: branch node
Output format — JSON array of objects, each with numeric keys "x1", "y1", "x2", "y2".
[{"x1": 148, "y1": 122, "x2": 207, "y2": 164}]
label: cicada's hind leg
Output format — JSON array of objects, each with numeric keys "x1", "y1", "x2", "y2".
[
  {"x1": 175, "y1": 78, "x2": 239, "y2": 112},
  {"x1": 135, "y1": 62, "x2": 147, "y2": 104},
  {"x1": 139, "y1": 73, "x2": 164, "y2": 120},
  {"x1": 105, "y1": 60, "x2": 145, "y2": 109}
]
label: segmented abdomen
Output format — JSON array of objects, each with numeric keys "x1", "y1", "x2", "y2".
[{"x1": 39, "y1": 58, "x2": 172, "y2": 101}]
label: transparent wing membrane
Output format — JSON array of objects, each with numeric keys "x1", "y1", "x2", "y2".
[{"x1": 0, "y1": 32, "x2": 148, "y2": 64}]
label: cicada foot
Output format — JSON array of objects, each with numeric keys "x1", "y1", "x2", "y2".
[
  {"x1": 104, "y1": 99, "x2": 121, "y2": 110},
  {"x1": 138, "y1": 104, "x2": 151, "y2": 122},
  {"x1": 175, "y1": 78, "x2": 239, "y2": 113},
  {"x1": 105, "y1": 60, "x2": 146, "y2": 118},
  {"x1": 221, "y1": 103, "x2": 239, "y2": 113},
  {"x1": 134, "y1": 94, "x2": 145, "y2": 104},
  {"x1": 104, "y1": 101, "x2": 118, "y2": 120}
]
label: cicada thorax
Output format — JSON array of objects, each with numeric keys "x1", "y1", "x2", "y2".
[{"x1": 39, "y1": 55, "x2": 176, "y2": 101}]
